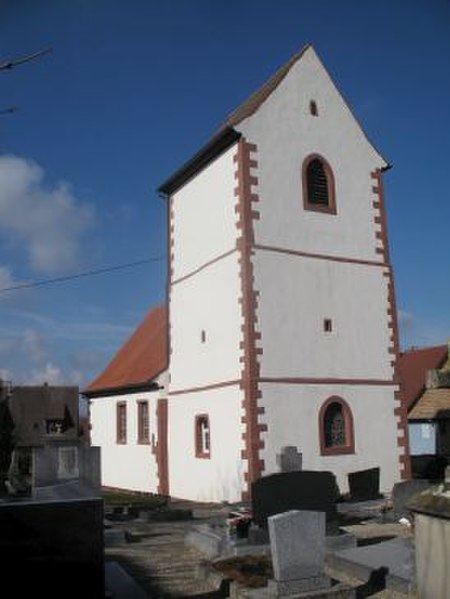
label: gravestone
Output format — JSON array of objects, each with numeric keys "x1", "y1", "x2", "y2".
[
  {"x1": 32, "y1": 439, "x2": 101, "y2": 498},
  {"x1": 276, "y1": 445, "x2": 303, "y2": 473},
  {"x1": 252, "y1": 470, "x2": 339, "y2": 529},
  {"x1": 0, "y1": 497, "x2": 104, "y2": 598},
  {"x1": 347, "y1": 467, "x2": 380, "y2": 501},
  {"x1": 392, "y1": 479, "x2": 432, "y2": 518},
  {"x1": 268, "y1": 510, "x2": 330, "y2": 595}
]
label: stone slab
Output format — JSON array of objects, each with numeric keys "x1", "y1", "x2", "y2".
[
  {"x1": 185, "y1": 526, "x2": 225, "y2": 558},
  {"x1": 267, "y1": 574, "x2": 331, "y2": 596},
  {"x1": 326, "y1": 537, "x2": 414, "y2": 594},
  {"x1": 276, "y1": 445, "x2": 303, "y2": 473},
  {"x1": 269, "y1": 510, "x2": 325, "y2": 581},
  {"x1": 231, "y1": 580, "x2": 355, "y2": 599},
  {"x1": 105, "y1": 561, "x2": 148, "y2": 599}
]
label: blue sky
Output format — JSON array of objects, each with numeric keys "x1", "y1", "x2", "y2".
[{"x1": 0, "y1": 0, "x2": 449, "y2": 387}]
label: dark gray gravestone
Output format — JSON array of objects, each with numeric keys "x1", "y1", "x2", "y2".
[
  {"x1": 0, "y1": 497, "x2": 104, "y2": 598},
  {"x1": 276, "y1": 446, "x2": 303, "y2": 472},
  {"x1": 251, "y1": 470, "x2": 339, "y2": 528},
  {"x1": 392, "y1": 479, "x2": 432, "y2": 518},
  {"x1": 347, "y1": 467, "x2": 380, "y2": 501}
]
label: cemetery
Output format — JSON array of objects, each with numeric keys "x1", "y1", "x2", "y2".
[{"x1": 1, "y1": 429, "x2": 449, "y2": 597}]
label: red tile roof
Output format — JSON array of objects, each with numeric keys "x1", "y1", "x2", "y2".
[
  {"x1": 398, "y1": 345, "x2": 448, "y2": 411},
  {"x1": 84, "y1": 306, "x2": 167, "y2": 396}
]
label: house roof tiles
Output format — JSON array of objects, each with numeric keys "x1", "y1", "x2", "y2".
[
  {"x1": 398, "y1": 344, "x2": 448, "y2": 411},
  {"x1": 84, "y1": 305, "x2": 167, "y2": 396}
]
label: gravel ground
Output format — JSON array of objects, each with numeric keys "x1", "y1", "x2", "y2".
[{"x1": 104, "y1": 501, "x2": 418, "y2": 598}]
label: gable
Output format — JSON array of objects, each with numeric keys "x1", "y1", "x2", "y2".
[{"x1": 158, "y1": 44, "x2": 386, "y2": 198}]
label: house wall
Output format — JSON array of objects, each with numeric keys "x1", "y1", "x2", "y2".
[
  {"x1": 409, "y1": 422, "x2": 437, "y2": 455},
  {"x1": 253, "y1": 251, "x2": 393, "y2": 380},
  {"x1": 258, "y1": 383, "x2": 401, "y2": 493},
  {"x1": 89, "y1": 390, "x2": 159, "y2": 492},
  {"x1": 169, "y1": 251, "x2": 242, "y2": 391},
  {"x1": 167, "y1": 384, "x2": 245, "y2": 502},
  {"x1": 170, "y1": 144, "x2": 238, "y2": 282}
]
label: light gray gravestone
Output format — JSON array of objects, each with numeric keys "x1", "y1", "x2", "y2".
[
  {"x1": 268, "y1": 510, "x2": 330, "y2": 596},
  {"x1": 276, "y1": 446, "x2": 303, "y2": 473}
]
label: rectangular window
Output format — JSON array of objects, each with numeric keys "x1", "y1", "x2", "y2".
[
  {"x1": 116, "y1": 402, "x2": 127, "y2": 444},
  {"x1": 137, "y1": 401, "x2": 150, "y2": 444},
  {"x1": 195, "y1": 414, "x2": 210, "y2": 458},
  {"x1": 323, "y1": 318, "x2": 333, "y2": 333}
]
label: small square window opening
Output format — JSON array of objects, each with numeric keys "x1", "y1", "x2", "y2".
[
  {"x1": 324, "y1": 318, "x2": 333, "y2": 333},
  {"x1": 309, "y1": 100, "x2": 318, "y2": 116}
]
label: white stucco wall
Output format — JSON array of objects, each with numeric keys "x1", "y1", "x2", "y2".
[
  {"x1": 169, "y1": 251, "x2": 242, "y2": 391},
  {"x1": 171, "y1": 144, "x2": 238, "y2": 281},
  {"x1": 259, "y1": 383, "x2": 401, "y2": 493},
  {"x1": 236, "y1": 46, "x2": 386, "y2": 262},
  {"x1": 89, "y1": 390, "x2": 160, "y2": 492},
  {"x1": 167, "y1": 385, "x2": 245, "y2": 502},
  {"x1": 253, "y1": 251, "x2": 393, "y2": 380}
]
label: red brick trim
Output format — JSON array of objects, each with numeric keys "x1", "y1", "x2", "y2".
[
  {"x1": 169, "y1": 379, "x2": 240, "y2": 396},
  {"x1": 194, "y1": 413, "x2": 211, "y2": 459},
  {"x1": 302, "y1": 154, "x2": 337, "y2": 215},
  {"x1": 259, "y1": 376, "x2": 396, "y2": 386},
  {"x1": 234, "y1": 138, "x2": 266, "y2": 500},
  {"x1": 171, "y1": 248, "x2": 237, "y2": 286},
  {"x1": 371, "y1": 168, "x2": 411, "y2": 480},
  {"x1": 116, "y1": 401, "x2": 127, "y2": 444},
  {"x1": 156, "y1": 398, "x2": 169, "y2": 496},
  {"x1": 254, "y1": 244, "x2": 387, "y2": 268},
  {"x1": 318, "y1": 396, "x2": 355, "y2": 456}
]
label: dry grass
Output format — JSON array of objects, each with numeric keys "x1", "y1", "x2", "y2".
[{"x1": 212, "y1": 555, "x2": 273, "y2": 588}]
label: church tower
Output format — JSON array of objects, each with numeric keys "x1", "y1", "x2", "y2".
[{"x1": 159, "y1": 45, "x2": 409, "y2": 502}]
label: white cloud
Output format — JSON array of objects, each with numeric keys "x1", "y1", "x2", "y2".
[
  {"x1": 29, "y1": 362, "x2": 84, "y2": 386},
  {"x1": 22, "y1": 329, "x2": 48, "y2": 363},
  {"x1": 0, "y1": 155, "x2": 94, "y2": 274}
]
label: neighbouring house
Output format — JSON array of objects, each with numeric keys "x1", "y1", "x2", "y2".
[
  {"x1": 0, "y1": 380, "x2": 81, "y2": 493},
  {"x1": 398, "y1": 342, "x2": 450, "y2": 479},
  {"x1": 86, "y1": 44, "x2": 409, "y2": 502}
]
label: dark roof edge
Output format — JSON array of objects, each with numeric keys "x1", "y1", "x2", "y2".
[
  {"x1": 158, "y1": 127, "x2": 241, "y2": 197},
  {"x1": 83, "y1": 378, "x2": 163, "y2": 399}
]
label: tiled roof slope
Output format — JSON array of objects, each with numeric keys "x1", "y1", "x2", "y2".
[
  {"x1": 84, "y1": 306, "x2": 167, "y2": 396},
  {"x1": 409, "y1": 388, "x2": 450, "y2": 420},
  {"x1": 398, "y1": 344, "x2": 448, "y2": 410}
]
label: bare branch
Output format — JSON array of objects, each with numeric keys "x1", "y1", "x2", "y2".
[{"x1": 0, "y1": 47, "x2": 52, "y2": 72}]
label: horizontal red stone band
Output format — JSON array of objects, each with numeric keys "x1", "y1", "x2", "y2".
[
  {"x1": 169, "y1": 379, "x2": 241, "y2": 396},
  {"x1": 254, "y1": 244, "x2": 388, "y2": 269},
  {"x1": 171, "y1": 248, "x2": 237, "y2": 285},
  {"x1": 259, "y1": 376, "x2": 396, "y2": 386}
]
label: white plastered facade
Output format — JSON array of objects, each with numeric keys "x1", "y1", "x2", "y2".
[
  {"x1": 168, "y1": 144, "x2": 246, "y2": 502},
  {"x1": 89, "y1": 388, "x2": 160, "y2": 492},
  {"x1": 234, "y1": 46, "x2": 403, "y2": 493}
]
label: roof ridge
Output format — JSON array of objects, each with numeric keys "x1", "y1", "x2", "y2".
[
  {"x1": 219, "y1": 43, "x2": 311, "y2": 132},
  {"x1": 401, "y1": 344, "x2": 447, "y2": 354}
]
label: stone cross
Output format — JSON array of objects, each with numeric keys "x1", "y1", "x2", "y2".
[
  {"x1": 267, "y1": 510, "x2": 330, "y2": 596},
  {"x1": 276, "y1": 445, "x2": 302, "y2": 473}
]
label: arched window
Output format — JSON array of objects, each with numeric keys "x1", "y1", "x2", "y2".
[
  {"x1": 195, "y1": 414, "x2": 210, "y2": 458},
  {"x1": 302, "y1": 154, "x2": 336, "y2": 214},
  {"x1": 319, "y1": 396, "x2": 354, "y2": 455}
]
